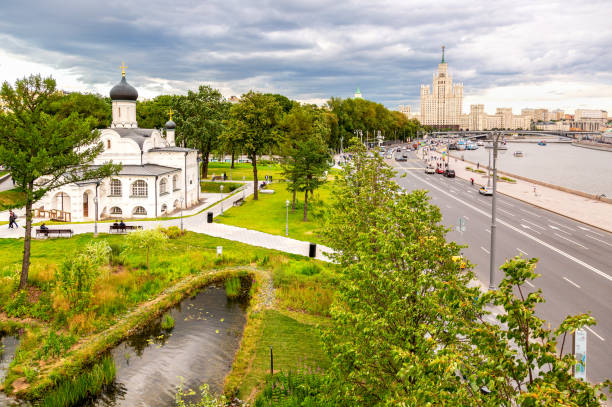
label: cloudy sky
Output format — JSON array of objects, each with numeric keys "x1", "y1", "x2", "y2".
[{"x1": 1, "y1": 0, "x2": 610, "y2": 114}]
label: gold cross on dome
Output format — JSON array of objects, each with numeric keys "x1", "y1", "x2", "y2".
[
  {"x1": 119, "y1": 61, "x2": 127, "y2": 77},
  {"x1": 168, "y1": 108, "x2": 174, "y2": 121}
]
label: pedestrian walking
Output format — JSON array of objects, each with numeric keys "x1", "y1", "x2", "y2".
[
  {"x1": 8, "y1": 210, "x2": 18, "y2": 229},
  {"x1": 477, "y1": 162, "x2": 480, "y2": 169}
]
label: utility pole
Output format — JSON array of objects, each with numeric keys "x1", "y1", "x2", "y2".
[{"x1": 488, "y1": 132, "x2": 502, "y2": 290}]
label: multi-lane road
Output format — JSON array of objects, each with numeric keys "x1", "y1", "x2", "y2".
[{"x1": 392, "y1": 150, "x2": 611, "y2": 385}]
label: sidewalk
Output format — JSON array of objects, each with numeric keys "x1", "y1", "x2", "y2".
[
  {"x1": 0, "y1": 183, "x2": 333, "y2": 263},
  {"x1": 421, "y1": 149, "x2": 612, "y2": 233}
]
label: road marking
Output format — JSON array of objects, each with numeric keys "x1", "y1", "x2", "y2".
[
  {"x1": 464, "y1": 216, "x2": 470, "y2": 220},
  {"x1": 517, "y1": 248, "x2": 529, "y2": 256},
  {"x1": 525, "y1": 281, "x2": 535, "y2": 288},
  {"x1": 481, "y1": 246, "x2": 490, "y2": 254},
  {"x1": 554, "y1": 233, "x2": 587, "y2": 249},
  {"x1": 405, "y1": 171, "x2": 612, "y2": 283},
  {"x1": 519, "y1": 208, "x2": 541, "y2": 217},
  {"x1": 446, "y1": 205, "x2": 452, "y2": 209},
  {"x1": 563, "y1": 277, "x2": 581, "y2": 288},
  {"x1": 449, "y1": 188, "x2": 457, "y2": 193},
  {"x1": 520, "y1": 219, "x2": 545, "y2": 230},
  {"x1": 498, "y1": 200, "x2": 515, "y2": 208},
  {"x1": 485, "y1": 228, "x2": 490, "y2": 233},
  {"x1": 549, "y1": 225, "x2": 571, "y2": 235},
  {"x1": 580, "y1": 226, "x2": 603, "y2": 237},
  {"x1": 585, "y1": 326, "x2": 605, "y2": 341},
  {"x1": 585, "y1": 234, "x2": 612, "y2": 247},
  {"x1": 497, "y1": 208, "x2": 514, "y2": 216},
  {"x1": 520, "y1": 224, "x2": 541, "y2": 234},
  {"x1": 548, "y1": 219, "x2": 576, "y2": 232}
]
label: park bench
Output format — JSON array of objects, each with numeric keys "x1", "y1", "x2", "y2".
[
  {"x1": 233, "y1": 197, "x2": 244, "y2": 206},
  {"x1": 109, "y1": 225, "x2": 143, "y2": 234},
  {"x1": 260, "y1": 189, "x2": 275, "y2": 194},
  {"x1": 211, "y1": 175, "x2": 224, "y2": 181},
  {"x1": 35, "y1": 228, "x2": 73, "y2": 238}
]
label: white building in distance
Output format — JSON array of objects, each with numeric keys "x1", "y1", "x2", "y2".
[
  {"x1": 37, "y1": 67, "x2": 200, "y2": 222},
  {"x1": 420, "y1": 46, "x2": 463, "y2": 129}
]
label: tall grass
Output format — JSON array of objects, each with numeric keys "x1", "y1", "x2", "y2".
[
  {"x1": 161, "y1": 314, "x2": 175, "y2": 330},
  {"x1": 40, "y1": 355, "x2": 116, "y2": 407},
  {"x1": 225, "y1": 277, "x2": 241, "y2": 300},
  {"x1": 255, "y1": 370, "x2": 330, "y2": 407}
]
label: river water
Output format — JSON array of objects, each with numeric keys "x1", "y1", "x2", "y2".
[
  {"x1": 452, "y1": 143, "x2": 612, "y2": 196},
  {"x1": 0, "y1": 335, "x2": 24, "y2": 406},
  {"x1": 88, "y1": 284, "x2": 248, "y2": 407}
]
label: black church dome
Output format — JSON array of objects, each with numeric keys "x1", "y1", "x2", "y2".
[{"x1": 110, "y1": 76, "x2": 138, "y2": 101}]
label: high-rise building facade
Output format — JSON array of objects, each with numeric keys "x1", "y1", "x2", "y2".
[{"x1": 420, "y1": 46, "x2": 463, "y2": 128}]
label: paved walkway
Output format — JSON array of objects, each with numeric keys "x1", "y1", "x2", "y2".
[
  {"x1": 0, "y1": 183, "x2": 333, "y2": 262},
  {"x1": 419, "y1": 149, "x2": 612, "y2": 233}
]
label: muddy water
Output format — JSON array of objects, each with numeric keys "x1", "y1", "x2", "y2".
[
  {"x1": 89, "y1": 285, "x2": 248, "y2": 406},
  {"x1": 0, "y1": 335, "x2": 25, "y2": 406}
]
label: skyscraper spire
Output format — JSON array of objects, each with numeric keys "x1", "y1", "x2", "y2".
[{"x1": 441, "y1": 45, "x2": 445, "y2": 63}]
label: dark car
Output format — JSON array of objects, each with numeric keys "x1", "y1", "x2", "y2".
[{"x1": 444, "y1": 169, "x2": 456, "y2": 178}]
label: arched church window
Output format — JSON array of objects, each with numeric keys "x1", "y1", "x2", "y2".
[
  {"x1": 131, "y1": 180, "x2": 148, "y2": 197},
  {"x1": 133, "y1": 206, "x2": 147, "y2": 215},
  {"x1": 110, "y1": 206, "x2": 122, "y2": 215},
  {"x1": 107, "y1": 139, "x2": 111, "y2": 149},
  {"x1": 173, "y1": 175, "x2": 179, "y2": 191},
  {"x1": 160, "y1": 178, "x2": 167, "y2": 195},
  {"x1": 110, "y1": 179, "x2": 122, "y2": 196},
  {"x1": 161, "y1": 204, "x2": 167, "y2": 213}
]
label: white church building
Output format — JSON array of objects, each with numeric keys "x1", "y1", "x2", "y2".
[{"x1": 37, "y1": 69, "x2": 200, "y2": 222}]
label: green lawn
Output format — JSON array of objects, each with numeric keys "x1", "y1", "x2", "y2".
[
  {"x1": 204, "y1": 162, "x2": 285, "y2": 182},
  {"x1": 201, "y1": 181, "x2": 243, "y2": 193},
  {"x1": 0, "y1": 188, "x2": 25, "y2": 211},
  {"x1": 236, "y1": 309, "x2": 330, "y2": 397},
  {"x1": 217, "y1": 183, "x2": 330, "y2": 244}
]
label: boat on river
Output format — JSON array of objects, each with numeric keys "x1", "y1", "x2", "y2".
[
  {"x1": 538, "y1": 140, "x2": 547, "y2": 146},
  {"x1": 514, "y1": 151, "x2": 523, "y2": 157}
]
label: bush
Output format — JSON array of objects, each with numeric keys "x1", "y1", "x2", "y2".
[
  {"x1": 161, "y1": 314, "x2": 175, "y2": 330},
  {"x1": 255, "y1": 370, "x2": 331, "y2": 407},
  {"x1": 225, "y1": 277, "x2": 241, "y2": 300},
  {"x1": 160, "y1": 226, "x2": 183, "y2": 239}
]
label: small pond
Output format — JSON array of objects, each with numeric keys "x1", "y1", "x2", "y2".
[
  {"x1": 0, "y1": 334, "x2": 25, "y2": 406},
  {"x1": 87, "y1": 284, "x2": 248, "y2": 406}
]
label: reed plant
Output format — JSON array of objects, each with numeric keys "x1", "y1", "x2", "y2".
[
  {"x1": 225, "y1": 277, "x2": 241, "y2": 300},
  {"x1": 161, "y1": 314, "x2": 175, "y2": 330},
  {"x1": 40, "y1": 355, "x2": 116, "y2": 407}
]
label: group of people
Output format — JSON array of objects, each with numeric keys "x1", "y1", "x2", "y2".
[
  {"x1": 7, "y1": 210, "x2": 18, "y2": 229},
  {"x1": 112, "y1": 220, "x2": 127, "y2": 228}
]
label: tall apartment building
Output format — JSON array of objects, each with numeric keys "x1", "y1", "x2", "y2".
[
  {"x1": 460, "y1": 105, "x2": 531, "y2": 130},
  {"x1": 420, "y1": 46, "x2": 463, "y2": 128},
  {"x1": 397, "y1": 105, "x2": 421, "y2": 121}
]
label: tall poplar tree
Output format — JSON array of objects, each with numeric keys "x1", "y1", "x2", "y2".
[{"x1": 0, "y1": 75, "x2": 119, "y2": 289}]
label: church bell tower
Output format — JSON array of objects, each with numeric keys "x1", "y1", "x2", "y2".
[{"x1": 110, "y1": 62, "x2": 139, "y2": 128}]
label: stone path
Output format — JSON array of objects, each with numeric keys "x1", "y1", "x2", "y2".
[{"x1": 0, "y1": 183, "x2": 333, "y2": 263}]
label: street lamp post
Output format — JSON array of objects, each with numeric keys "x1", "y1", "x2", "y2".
[
  {"x1": 220, "y1": 184, "x2": 224, "y2": 215},
  {"x1": 180, "y1": 197, "x2": 184, "y2": 232},
  {"x1": 94, "y1": 181, "x2": 99, "y2": 237},
  {"x1": 488, "y1": 132, "x2": 504, "y2": 290},
  {"x1": 285, "y1": 199, "x2": 289, "y2": 236}
]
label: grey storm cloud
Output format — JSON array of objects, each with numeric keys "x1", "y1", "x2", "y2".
[{"x1": 1, "y1": 0, "x2": 611, "y2": 107}]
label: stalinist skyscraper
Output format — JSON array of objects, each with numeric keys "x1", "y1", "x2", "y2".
[{"x1": 420, "y1": 46, "x2": 463, "y2": 128}]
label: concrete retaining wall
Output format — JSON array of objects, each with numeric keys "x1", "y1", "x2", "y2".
[{"x1": 571, "y1": 141, "x2": 612, "y2": 152}]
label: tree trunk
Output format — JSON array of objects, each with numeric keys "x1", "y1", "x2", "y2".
[
  {"x1": 292, "y1": 189, "x2": 296, "y2": 210},
  {"x1": 252, "y1": 154, "x2": 258, "y2": 200},
  {"x1": 303, "y1": 190, "x2": 308, "y2": 221},
  {"x1": 202, "y1": 152, "x2": 210, "y2": 179},
  {"x1": 231, "y1": 149, "x2": 235, "y2": 169},
  {"x1": 19, "y1": 187, "x2": 34, "y2": 290}
]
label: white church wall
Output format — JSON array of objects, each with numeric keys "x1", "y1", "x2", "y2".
[{"x1": 95, "y1": 129, "x2": 143, "y2": 165}]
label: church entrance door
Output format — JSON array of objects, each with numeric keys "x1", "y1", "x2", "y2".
[{"x1": 83, "y1": 192, "x2": 89, "y2": 218}]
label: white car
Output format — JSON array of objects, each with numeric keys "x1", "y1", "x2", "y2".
[
  {"x1": 425, "y1": 166, "x2": 436, "y2": 174},
  {"x1": 479, "y1": 186, "x2": 493, "y2": 195}
]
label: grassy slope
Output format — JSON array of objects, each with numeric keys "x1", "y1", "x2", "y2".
[
  {"x1": 216, "y1": 183, "x2": 330, "y2": 244},
  {"x1": 0, "y1": 232, "x2": 335, "y2": 402}
]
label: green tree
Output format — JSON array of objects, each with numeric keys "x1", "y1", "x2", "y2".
[
  {"x1": 225, "y1": 91, "x2": 282, "y2": 200},
  {"x1": 46, "y1": 92, "x2": 111, "y2": 129},
  {"x1": 280, "y1": 105, "x2": 331, "y2": 219},
  {"x1": 466, "y1": 257, "x2": 610, "y2": 406},
  {"x1": 321, "y1": 142, "x2": 479, "y2": 404},
  {"x1": 123, "y1": 228, "x2": 168, "y2": 273},
  {"x1": 174, "y1": 86, "x2": 229, "y2": 178},
  {"x1": 0, "y1": 75, "x2": 120, "y2": 289},
  {"x1": 136, "y1": 94, "x2": 176, "y2": 129}
]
